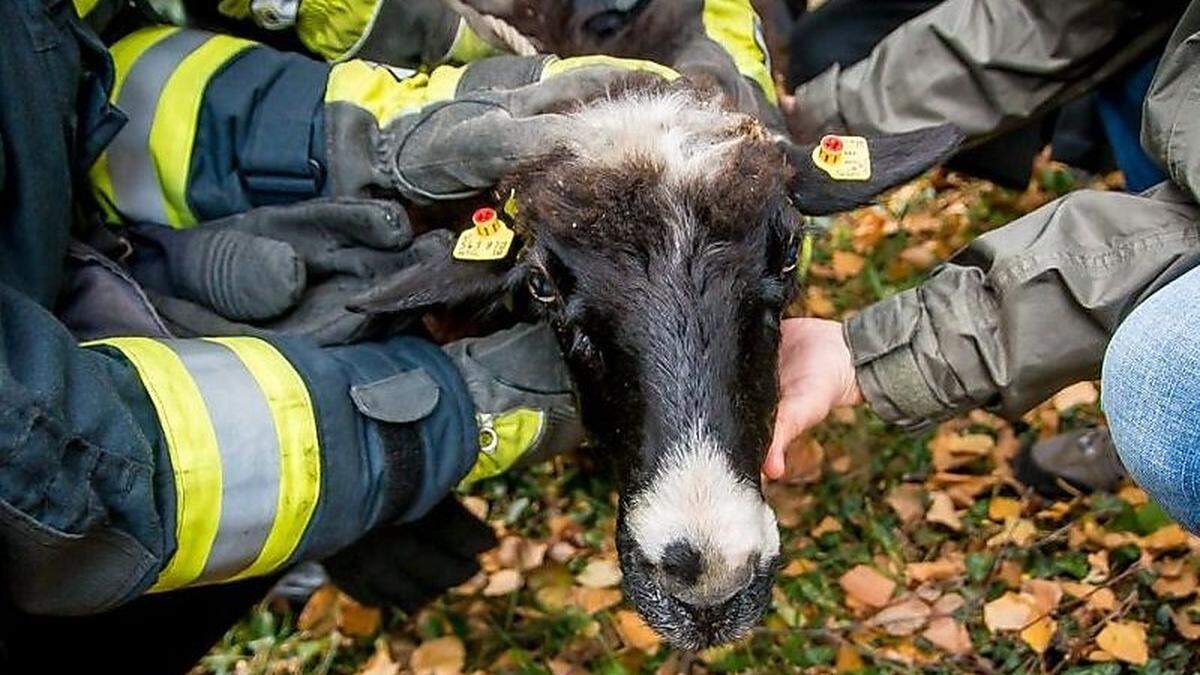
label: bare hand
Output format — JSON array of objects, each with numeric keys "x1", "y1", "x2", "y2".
[{"x1": 764, "y1": 319, "x2": 863, "y2": 479}]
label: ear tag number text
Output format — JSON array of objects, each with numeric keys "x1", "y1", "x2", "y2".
[{"x1": 454, "y1": 208, "x2": 515, "y2": 261}]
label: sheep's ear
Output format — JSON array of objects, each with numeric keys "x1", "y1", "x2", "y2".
[
  {"x1": 783, "y1": 124, "x2": 964, "y2": 216},
  {"x1": 348, "y1": 230, "x2": 521, "y2": 317}
]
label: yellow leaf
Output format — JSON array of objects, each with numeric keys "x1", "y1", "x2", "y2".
[
  {"x1": 923, "y1": 616, "x2": 972, "y2": 655},
  {"x1": 483, "y1": 569, "x2": 524, "y2": 597},
  {"x1": 1052, "y1": 382, "x2": 1098, "y2": 412},
  {"x1": 1088, "y1": 588, "x2": 1118, "y2": 612},
  {"x1": 410, "y1": 636, "x2": 466, "y2": 675},
  {"x1": 983, "y1": 592, "x2": 1037, "y2": 632},
  {"x1": 835, "y1": 643, "x2": 865, "y2": 672},
  {"x1": 782, "y1": 558, "x2": 817, "y2": 577},
  {"x1": 1170, "y1": 607, "x2": 1200, "y2": 640},
  {"x1": 1095, "y1": 621, "x2": 1148, "y2": 666},
  {"x1": 839, "y1": 565, "x2": 896, "y2": 608},
  {"x1": 1152, "y1": 567, "x2": 1197, "y2": 599},
  {"x1": 614, "y1": 610, "x2": 662, "y2": 654},
  {"x1": 926, "y1": 491, "x2": 962, "y2": 531},
  {"x1": 1142, "y1": 523, "x2": 1189, "y2": 552},
  {"x1": 573, "y1": 587, "x2": 623, "y2": 614},
  {"x1": 812, "y1": 515, "x2": 843, "y2": 537},
  {"x1": 1117, "y1": 485, "x2": 1149, "y2": 506},
  {"x1": 988, "y1": 497, "x2": 1023, "y2": 522},
  {"x1": 576, "y1": 559, "x2": 622, "y2": 589},
  {"x1": 1020, "y1": 617, "x2": 1057, "y2": 654},
  {"x1": 987, "y1": 518, "x2": 1037, "y2": 548},
  {"x1": 806, "y1": 285, "x2": 837, "y2": 318}
]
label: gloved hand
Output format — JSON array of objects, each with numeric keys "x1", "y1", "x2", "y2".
[
  {"x1": 444, "y1": 322, "x2": 585, "y2": 486},
  {"x1": 324, "y1": 497, "x2": 497, "y2": 611},
  {"x1": 126, "y1": 197, "x2": 441, "y2": 345},
  {"x1": 326, "y1": 53, "x2": 678, "y2": 204}
]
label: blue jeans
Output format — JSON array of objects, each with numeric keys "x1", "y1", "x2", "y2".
[{"x1": 1103, "y1": 264, "x2": 1200, "y2": 531}]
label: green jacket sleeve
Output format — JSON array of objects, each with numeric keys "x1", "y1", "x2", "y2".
[{"x1": 788, "y1": 0, "x2": 1173, "y2": 142}]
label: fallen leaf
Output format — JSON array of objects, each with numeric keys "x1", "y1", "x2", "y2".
[
  {"x1": 1152, "y1": 566, "x2": 1197, "y2": 599},
  {"x1": 996, "y1": 560, "x2": 1023, "y2": 588},
  {"x1": 806, "y1": 286, "x2": 837, "y2": 318},
  {"x1": 1143, "y1": 524, "x2": 1189, "y2": 552},
  {"x1": 1052, "y1": 382, "x2": 1098, "y2": 412},
  {"x1": 886, "y1": 484, "x2": 927, "y2": 525},
  {"x1": 923, "y1": 616, "x2": 972, "y2": 655},
  {"x1": 983, "y1": 592, "x2": 1037, "y2": 632},
  {"x1": 573, "y1": 587, "x2": 622, "y2": 614},
  {"x1": 338, "y1": 593, "x2": 383, "y2": 637},
  {"x1": 933, "y1": 593, "x2": 965, "y2": 616},
  {"x1": 1023, "y1": 578, "x2": 1063, "y2": 614},
  {"x1": 987, "y1": 518, "x2": 1037, "y2": 547},
  {"x1": 839, "y1": 565, "x2": 896, "y2": 608},
  {"x1": 782, "y1": 558, "x2": 817, "y2": 577},
  {"x1": 519, "y1": 540, "x2": 549, "y2": 571},
  {"x1": 988, "y1": 497, "x2": 1023, "y2": 522},
  {"x1": 548, "y1": 659, "x2": 588, "y2": 675},
  {"x1": 906, "y1": 557, "x2": 965, "y2": 584},
  {"x1": 1088, "y1": 588, "x2": 1118, "y2": 612},
  {"x1": 784, "y1": 437, "x2": 825, "y2": 483},
  {"x1": 926, "y1": 492, "x2": 962, "y2": 531},
  {"x1": 835, "y1": 643, "x2": 865, "y2": 672},
  {"x1": 832, "y1": 250, "x2": 866, "y2": 281},
  {"x1": 1118, "y1": 485, "x2": 1149, "y2": 506},
  {"x1": 1170, "y1": 607, "x2": 1200, "y2": 640},
  {"x1": 410, "y1": 636, "x2": 465, "y2": 675},
  {"x1": 483, "y1": 569, "x2": 524, "y2": 597},
  {"x1": 359, "y1": 639, "x2": 400, "y2": 675},
  {"x1": 830, "y1": 454, "x2": 853, "y2": 473},
  {"x1": 1020, "y1": 617, "x2": 1057, "y2": 654},
  {"x1": 1095, "y1": 621, "x2": 1148, "y2": 666},
  {"x1": 548, "y1": 541, "x2": 577, "y2": 563},
  {"x1": 869, "y1": 597, "x2": 931, "y2": 636},
  {"x1": 576, "y1": 559, "x2": 622, "y2": 589},
  {"x1": 813, "y1": 515, "x2": 844, "y2": 537},
  {"x1": 614, "y1": 610, "x2": 661, "y2": 653},
  {"x1": 298, "y1": 585, "x2": 339, "y2": 635},
  {"x1": 930, "y1": 433, "x2": 994, "y2": 472}
]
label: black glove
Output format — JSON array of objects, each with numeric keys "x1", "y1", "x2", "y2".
[
  {"x1": 126, "y1": 197, "x2": 443, "y2": 345},
  {"x1": 324, "y1": 497, "x2": 497, "y2": 612}
]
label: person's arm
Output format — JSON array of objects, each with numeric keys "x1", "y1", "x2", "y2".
[
  {"x1": 767, "y1": 183, "x2": 1200, "y2": 476},
  {"x1": 787, "y1": 0, "x2": 1171, "y2": 142},
  {"x1": 0, "y1": 281, "x2": 478, "y2": 615}
]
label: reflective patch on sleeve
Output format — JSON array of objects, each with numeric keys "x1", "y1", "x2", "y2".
[
  {"x1": 85, "y1": 337, "x2": 321, "y2": 590},
  {"x1": 540, "y1": 55, "x2": 680, "y2": 82},
  {"x1": 296, "y1": 0, "x2": 382, "y2": 61},
  {"x1": 702, "y1": 0, "x2": 778, "y2": 105},
  {"x1": 325, "y1": 60, "x2": 465, "y2": 126},
  {"x1": 91, "y1": 28, "x2": 255, "y2": 228}
]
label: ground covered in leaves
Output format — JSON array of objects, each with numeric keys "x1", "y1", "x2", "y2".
[{"x1": 195, "y1": 161, "x2": 1200, "y2": 674}]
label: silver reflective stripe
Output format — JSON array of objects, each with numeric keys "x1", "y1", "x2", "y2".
[
  {"x1": 108, "y1": 29, "x2": 211, "y2": 224},
  {"x1": 164, "y1": 339, "x2": 281, "y2": 582}
]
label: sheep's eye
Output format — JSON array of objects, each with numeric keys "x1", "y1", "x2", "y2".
[
  {"x1": 781, "y1": 235, "x2": 801, "y2": 274},
  {"x1": 527, "y1": 269, "x2": 558, "y2": 303}
]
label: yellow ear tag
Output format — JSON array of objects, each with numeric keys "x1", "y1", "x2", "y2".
[
  {"x1": 453, "y1": 208, "x2": 515, "y2": 261},
  {"x1": 503, "y1": 190, "x2": 520, "y2": 219},
  {"x1": 812, "y1": 134, "x2": 871, "y2": 181}
]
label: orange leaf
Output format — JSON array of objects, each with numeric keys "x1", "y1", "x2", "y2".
[
  {"x1": 831, "y1": 251, "x2": 866, "y2": 281},
  {"x1": 337, "y1": 593, "x2": 382, "y2": 638},
  {"x1": 835, "y1": 643, "x2": 865, "y2": 672},
  {"x1": 983, "y1": 592, "x2": 1037, "y2": 632},
  {"x1": 574, "y1": 587, "x2": 623, "y2": 614},
  {"x1": 988, "y1": 497, "x2": 1023, "y2": 522},
  {"x1": 926, "y1": 491, "x2": 962, "y2": 531},
  {"x1": 1052, "y1": 382, "x2": 1098, "y2": 412},
  {"x1": 483, "y1": 569, "x2": 524, "y2": 597},
  {"x1": 906, "y1": 557, "x2": 965, "y2": 584},
  {"x1": 923, "y1": 616, "x2": 972, "y2": 655},
  {"x1": 839, "y1": 565, "x2": 896, "y2": 608},
  {"x1": 812, "y1": 515, "x2": 843, "y2": 537},
  {"x1": 410, "y1": 636, "x2": 466, "y2": 675},
  {"x1": 1095, "y1": 622, "x2": 1148, "y2": 666},
  {"x1": 614, "y1": 610, "x2": 662, "y2": 654},
  {"x1": 886, "y1": 484, "x2": 927, "y2": 525},
  {"x1": 298, "y1": 585, "x2": 339, "y2": 635},
  {"x1": 869, "y1": 597, "x2": 931, "y2": 636},
  {"x1": 1020, "y1": 617, "x2": 1057, "y2": 654},
  {"x1": 359, "y1": 639, "x2": 400, "y2": 675}
]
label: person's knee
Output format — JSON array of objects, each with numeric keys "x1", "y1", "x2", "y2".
[{"x1": 1102, "y1": 270, "x2": 1200, "y2": 531}]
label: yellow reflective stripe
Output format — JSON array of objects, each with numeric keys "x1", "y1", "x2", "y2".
[
  {"x1": 87, "y1": 338, "x2": 223, "y2": 592},
  {"x1": 540, "y1": 55, "x2": 680, "y2": 82},
  {"x1": 297, "y1": 0, "x2": 381, "y2": 61},
  {"x1": 326, "y1": 61, "x2": 466, "y2": 126},
  {"x1": 445, "y1": 19, "x2": 501, "y2": 64},
  {"x1": 89, "y1": 26, "x2": 181, "y2": 225},
  {"x1": 702, "y1": 0, "x2": 778, "y2": 104},
  {"x1": 208, "y1": 338, "x2": 321, "y2": 580},
  {"x1": 151, "y1": 35, "x2": 256, "y2": 228},
  {"x1": 72, "y1": 0, "x2": 101, "y2": 19},
  {"x1": 459, "y1": 409, "x2": 545, "y2": 487}
]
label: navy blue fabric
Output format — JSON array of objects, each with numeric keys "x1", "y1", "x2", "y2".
[
  {"x1": 188, "y1": 45, "x2": 331, "y2": 222},
  {"x1": 270, "y1": 334, "x2": 477, "y2": 564},
  {"x1": 1098, "y1": 56, "x2": 1169, "y2": 193}
]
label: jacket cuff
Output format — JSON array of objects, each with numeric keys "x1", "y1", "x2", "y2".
[
  {"x1": 787, "y1": 64, "x2": 845, "y2": 142},
  {"x1": 845, "y1": 292, "x2": 949, "y2": 430}
]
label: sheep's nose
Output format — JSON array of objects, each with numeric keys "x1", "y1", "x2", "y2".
[{"x1": 660, "y1": 540, "x2": 703, "y2": 586}]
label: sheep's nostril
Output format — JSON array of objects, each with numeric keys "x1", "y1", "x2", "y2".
[{"x1": 660, "y1": 540, "x2": 703, "y2": 586}]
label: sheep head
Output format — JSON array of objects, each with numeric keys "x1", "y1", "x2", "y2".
[{"x1": 354, "y1": 83, "x2": 961, "y2": 648}]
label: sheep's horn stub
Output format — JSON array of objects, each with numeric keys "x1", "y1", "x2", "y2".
[{"x1": 783, "y1": 123, "x2": 965, "y2": 216}]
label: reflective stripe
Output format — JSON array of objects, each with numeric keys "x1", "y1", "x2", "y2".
[
  {"x1": 211, "y1": 337, "x2": 321, "y2": 580},
  {"x1": 702, "y1": 0, "x2": 778, "y2": 104},
  {"x1": 95, "y1": 28, "x2": 254, "y2": 227},
  {"x1": 108, "y1": 29, "x2": 211, "y2": 226},
  {"x1": 167, "y1": 340, "x2": 281, "y2": 583},
  {"x1": 153, "y1": 35, "x2": 257, "y2": 227},
  {"x1": 325, "y1": 60, "x2": 465, "y2": 126},
  {"x1": 88, "y1": 338, "x2": 223, "y2": 591},
  {"x1": 541, "y1": 55, "x2": 680, "y2": 83},
  {"x1": 296, "y1": 0, "x2": 381, "y2": 61},
  {"x1": 85, "y1": 337, "x2": 321, "y2": 590},
  {"x1": 445, "y1": 18, "x2": 502, "y2": 64},
  {"x1": 72, "y1": 0, "x2": 102, "y2": 18}
]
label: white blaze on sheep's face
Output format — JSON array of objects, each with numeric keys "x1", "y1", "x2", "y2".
[{"x1": 626, "y1": 420, "x2": 780, "y2": 606}]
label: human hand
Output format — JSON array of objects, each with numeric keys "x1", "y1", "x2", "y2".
[{"x1": 764, "y1": 318, "x2": 863, "y2": 479}]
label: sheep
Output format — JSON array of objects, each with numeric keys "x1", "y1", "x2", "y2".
[{"x1": 353, "y1": 68, "x2": 961, "y2": 647}]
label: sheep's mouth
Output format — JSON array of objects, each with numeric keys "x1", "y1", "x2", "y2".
[{"x1": 616, "y1": 528, "x2": 780, "y2": 650}]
